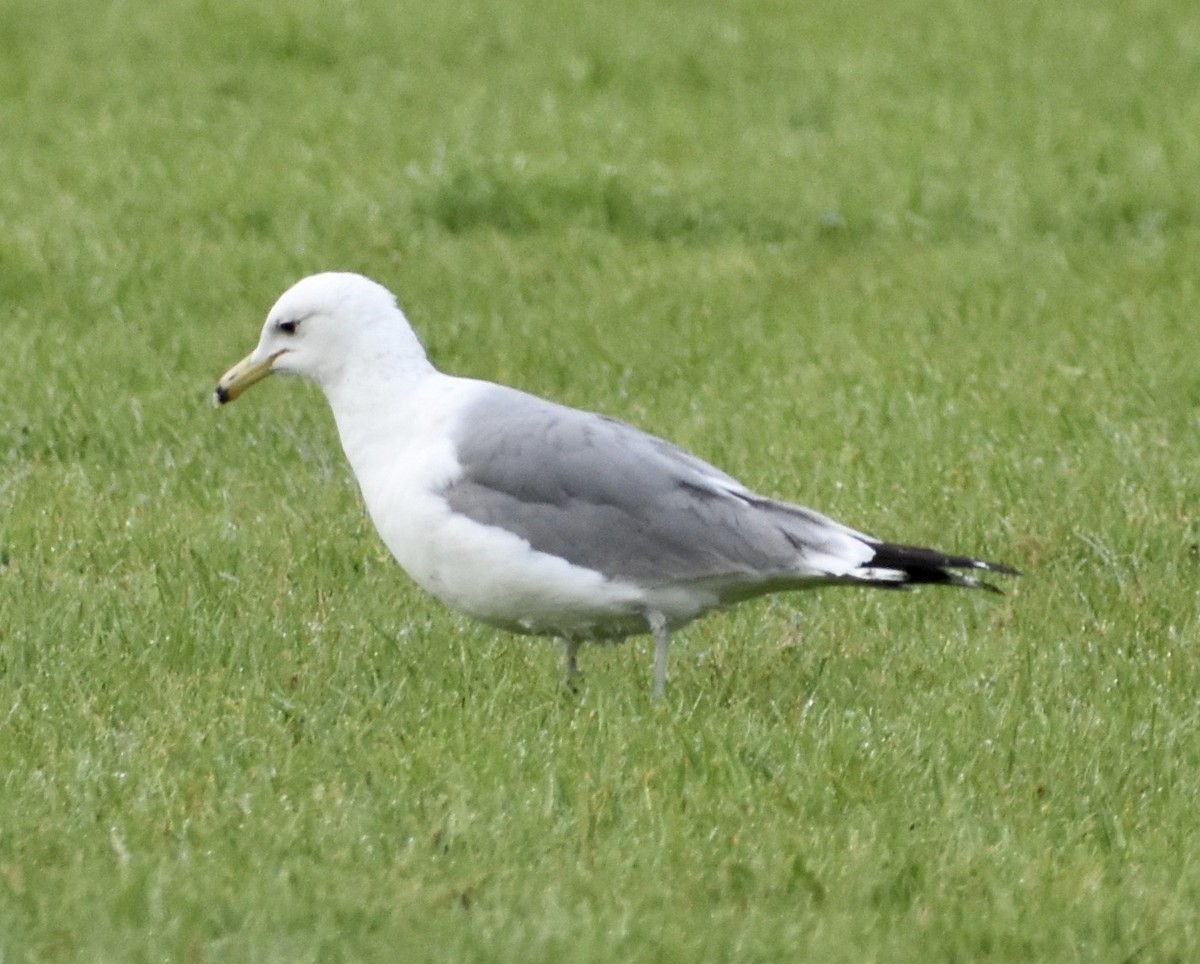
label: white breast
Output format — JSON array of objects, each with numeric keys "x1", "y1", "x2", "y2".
[{"x1": 330, "y1": 375, "x2": 651, "y2": 637}]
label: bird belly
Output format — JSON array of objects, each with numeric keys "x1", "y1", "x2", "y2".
[{"x1": 372, "y1": 487, "x2": 652, "y2": 638}]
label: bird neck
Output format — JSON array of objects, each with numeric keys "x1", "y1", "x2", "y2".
[
  {"x1": 322, "y1": 347, "x2": 435, "y2": 415},
  {"x1": 323, "y1": 362, "x2": 450, "y2": 518}
]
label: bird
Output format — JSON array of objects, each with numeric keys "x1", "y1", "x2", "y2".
[{"x1": 215, "y1": 272, "x2": 1018, "y2": 698}]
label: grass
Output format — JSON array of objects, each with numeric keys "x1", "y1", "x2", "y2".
[{"x1": 2, "y1": 0, "x2": 1200, "y2": 959}]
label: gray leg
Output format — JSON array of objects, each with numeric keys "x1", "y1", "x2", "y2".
[
  {"x1": 646, "y1": 611, "x2": 670, "y2": 699},
  {"x1": 564, "y1": 638, "x2": 582, "y2": 684}
]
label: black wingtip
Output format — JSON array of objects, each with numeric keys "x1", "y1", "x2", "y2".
[
  {"x1": 971, "y1": 559, "x2": 1022, "y2": 578},
  {"x1": 865, "y1": 541, "x2": 1021, "y2": 593}
]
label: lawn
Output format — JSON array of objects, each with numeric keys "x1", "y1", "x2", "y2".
[{"x1": 2, "y1": 0, "x2": 1200, "y2": 959}]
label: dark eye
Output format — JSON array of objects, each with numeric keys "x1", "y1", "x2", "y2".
[{"x1": 277, "y1": 319, "x2": 299, "y2": 335}]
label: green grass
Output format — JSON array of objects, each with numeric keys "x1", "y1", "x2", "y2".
[{"x1": 3, "y1": 0, "x2": 1200, "y2": 959}]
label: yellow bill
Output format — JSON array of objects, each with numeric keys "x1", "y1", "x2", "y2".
[{"x1": 214, "y1": 351, "x2": 278, "y2": 405}]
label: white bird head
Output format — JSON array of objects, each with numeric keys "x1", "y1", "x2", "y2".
[{"x1": 215, "y1": 272, "x2": 432, "y2": 404}]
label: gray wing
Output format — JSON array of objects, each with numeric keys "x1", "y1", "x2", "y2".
[{"x1": 441, "y1": 386, "x2": 872, "y2": 589}]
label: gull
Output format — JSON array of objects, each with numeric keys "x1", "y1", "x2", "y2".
[{"x1": 215, "y1": 272, "x2": 1017, "y2": 698}]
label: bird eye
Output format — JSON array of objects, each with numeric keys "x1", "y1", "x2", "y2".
[{"x1": 277, "y1": 319, "x2": 299, "y2": 335}]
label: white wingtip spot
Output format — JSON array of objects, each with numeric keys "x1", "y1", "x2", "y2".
[{"x1": 850, "y1": 567, "x2": 909, "y2": 583}]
